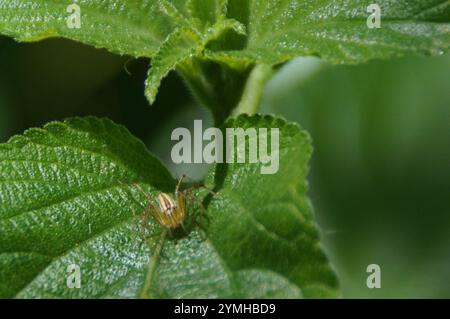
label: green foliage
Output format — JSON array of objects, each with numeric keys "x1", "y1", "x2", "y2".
[
  {"x1": 223, "y1": 0, "x2": 450, "y2": 65},
  {"x1": 204, "y1": 115, "x2": 339, "y2": 298},
  {"x1": 0, "y1": 116, "x2": 338, "y2": 298},
  {"x1": 0, "y1": 1, "x2": 175, "y2": 57},
  {"x1": 145, "y1": 28, "x2": 201, "y2": 104},
  {"x1": 0, "y1": 0, "x2": 448, "y2": 299},
  {"x1": 0, "y1": 117, "x2": 173, "y2": 297},
  {"x1": 1, "y1": 0, "x2": 448, "y2": 119}
]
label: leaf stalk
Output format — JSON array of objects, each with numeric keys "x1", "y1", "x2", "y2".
[{"x1": 233, "y1": 64, "x2": 274, "y2": 116}]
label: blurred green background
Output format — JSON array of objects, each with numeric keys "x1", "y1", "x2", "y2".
[{"x1": 1, "y1": 35, "x2": 449, "y2": 298}]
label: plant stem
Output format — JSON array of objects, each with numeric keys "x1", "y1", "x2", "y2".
[
  {"x1": 233, "y1": 64, "x2": 274, "y2": 116},
  {"x1": 139, "y1": 229, "x2": 168, "y2": 299}
]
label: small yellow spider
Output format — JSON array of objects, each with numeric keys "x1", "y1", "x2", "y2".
[{"x1": 132, "y1": 175, "x2": 200, "y2": 231}]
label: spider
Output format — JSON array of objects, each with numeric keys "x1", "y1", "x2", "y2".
[{"x1": 131, "y1": 175, "x2": 210, "y2": 233}]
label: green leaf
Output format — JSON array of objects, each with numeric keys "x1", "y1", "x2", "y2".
[
  {"x1": 145, "y1": 1, "x2": 246, "y2": 106},
  {"x1": 0, "y1": 116, "x2": 339, "y2": 298},
  {"x1": 0, "y1": 117, "x2": 175, "y2": 298},
  {"x1": 0, "y1": 1, "x2": 177, "y2": 57},
  {"x1": 203, "y1": 115, "x2": 339, "y2": 298},
  {"x1": 187, "y1": 0, "x2": 227, "y2": 30},
  {"x1": 145, "y1": 28, "x2": 202, "y2": 104},
  {"x1": 3, "y1": 1, "x2": 446, "y2": 115},
  {"x1": 221, "y1": 0, "x2": 450, "y2": 64}
]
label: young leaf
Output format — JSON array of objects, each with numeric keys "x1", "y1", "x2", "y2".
[
  {"x1": 187, "y1": 0, "x2": 228, "y2": 30},
  {"x1": 145, "y1": 28, "x2": 201, "y2": 104},
  {"x1": 145, "y1": 1, "x2": 246, "y2": 106},
  {"x1": 0, "y1": 116, "x2": 339, "y2": 298}
]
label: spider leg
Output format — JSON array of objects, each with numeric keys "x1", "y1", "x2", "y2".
[
  {"x1": 200, "y1": 186, "x2": 219, "y2": 198},
  {"x1": 183, "y1": 177, "x2": 219, "y2": 198},
  {"x1": 132, "y1": 183, "x2": 157, "y2": 203},
  {"x1": 175, "y1": 174, "x2": 186, "y2": 195},
  {"x1": 129, "y1": 183, "x2": 167, "y2": 240},
  {"x1": 176, "y1": 174, "x2": 218, "y2": 196}
]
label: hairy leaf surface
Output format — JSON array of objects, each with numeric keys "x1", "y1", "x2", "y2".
[{"x1": 0, "y1": 116, "x2": 338, "y2": 298}]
